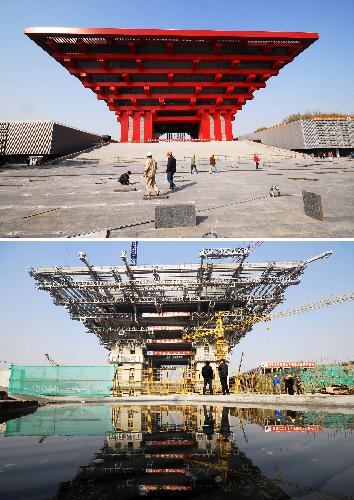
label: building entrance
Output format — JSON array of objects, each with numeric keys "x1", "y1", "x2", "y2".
[{"x1": 154, "y1": 122, "x2": 199, "y2": 140}]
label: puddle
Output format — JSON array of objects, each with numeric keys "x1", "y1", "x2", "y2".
[{"x1": 0, "y1": 404, "x2": 353, "y2": 499}]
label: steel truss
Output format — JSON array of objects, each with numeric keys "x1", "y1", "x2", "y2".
[{"x1": 29, "y1": 248, "x2": 331, "y2": 351}]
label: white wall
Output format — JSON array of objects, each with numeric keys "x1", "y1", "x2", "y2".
[{"x1": 0, "y1": 368, "x2": 10, "y2": 389}]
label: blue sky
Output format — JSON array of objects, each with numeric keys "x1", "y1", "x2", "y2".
[
  {"x1": 0, "y1": 241, "x2": 353, "y2": 371},
  {"x1": 1, "y1": 0, "x2": 353, "y2": 138}
]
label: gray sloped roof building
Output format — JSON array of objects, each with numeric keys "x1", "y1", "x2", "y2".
[{"x1": 239, "y1": 118, "x2": 354, "y2": 150}]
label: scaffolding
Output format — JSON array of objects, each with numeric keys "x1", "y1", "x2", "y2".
[{"x1": 29, "y1": 247, "x2": 331, "y2": 395}]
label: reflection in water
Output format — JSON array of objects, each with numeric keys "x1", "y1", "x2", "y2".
[
  {"x1": 1, "y1": 405, "x2": 354, "y2": 499},
  {"x1": 53, "y1": 405, "x2": 289, "y2": 499}
]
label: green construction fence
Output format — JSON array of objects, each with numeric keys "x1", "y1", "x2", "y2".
[
  {"x1": 5, "y1": 404, "x2": 114, "y2": 436},
  {"x1": 8, "y1": 365, "x2": 117, "y2": 398}
]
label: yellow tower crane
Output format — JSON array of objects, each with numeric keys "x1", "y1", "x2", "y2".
[{"x1": 184, "y1": 292, "x2": 354, "y2": 363}]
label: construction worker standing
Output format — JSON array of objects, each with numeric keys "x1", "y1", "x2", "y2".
[
  {"x1": 144, "y1": 152, "x2": 160, "y2": 197},
  {"x1": 202, "y1": 360, "x2": 214, "y2": 395},
  {"x1": 272, "y1": 373, "x2": 281, "y2": 394},
  {"x1": 166, "y1": 151, "x2": 177, "y2": 190},
  {"x1": 218, "y1": 359, "x2": 230, "y2": 395},
  {"x1": 295, "y1": 375, "x2": 304, "y2": 395}
]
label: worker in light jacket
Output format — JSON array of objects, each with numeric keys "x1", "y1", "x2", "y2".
[{"x1": 144, "y1": 152, "x2": 160, "y2": 197}]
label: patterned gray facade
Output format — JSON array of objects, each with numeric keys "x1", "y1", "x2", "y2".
[
  {"x1": 240, "y1": 119, "x2": 354, "y2": 150},
  {"x1": 0, "y1": 121, "x2": 102, "y2": 156}
]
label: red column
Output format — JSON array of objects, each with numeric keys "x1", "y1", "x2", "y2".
[
  {"x1": 144, "y1": 111, "x2": 153, "y2": 143},
  {"x1": 213, "y1": 112, "x2": 222, "y2": 141},
  {"x1": 223, "y1": 113, "x2": 233, "y2": 141},
  {"x1": 132, "y1": 112, "x2": 141, "y2": 143},
  {"x1": 119, "y1": 112, "x2": 129, "y2": 143},
  {"x1": 199, "y1": 113, "x2": 210, "y2": 141}
]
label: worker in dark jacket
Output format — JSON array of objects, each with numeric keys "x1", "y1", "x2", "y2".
[
  {"x1": 202, "y1": 360, "x2": 214, "y2": 395},
  {"x1": 218, "y1": 359, "x2": 230, "y2": 395},
  {"x1": 118, "y1": 171, "x2": 131, "y2": 185},
  {"x1": 203, "y1": 405, "x2": 215, "y2": 440},
  {"x1": 166, "y1": 151, "x2": 176, "y2": 190}
]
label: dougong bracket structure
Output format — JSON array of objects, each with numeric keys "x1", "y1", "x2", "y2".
[{"x1": 25, "y1": 28, "x2": 319, "y2": 142}]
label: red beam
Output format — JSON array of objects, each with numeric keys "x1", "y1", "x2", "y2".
[
  {"x1": 88, "y1": 81, "x2": 265, "y2": 88},
  {"x1": 25, "y1": 27, "x2": 319, "y2": 43},
  {"x1": 213, "y1": 41, "x2": 222, "y2": 54},
  {"x1": 108, "y1": 105, "x2": 241, "y2": 112},
  {"x1": 98, "y1": 58, "x2": 108, "y2": 70},
  {"x1": 167, "y1": 41, "x2": 174, "y2": 54},
  {"x1": 246, "y1": 73, "x2": 256, "y2": 82},
  {"x1": 128, "y1": 41, "x2": 136, "y2": 53},
  {"x1": 76, "y1": 39, "x2": 87, "y2": 52},
  {"x1": 70, "y1": 68, "x2": 278, "y2": 78},
  {"x1": 192, "y1": 58, "x2": 199, "y2": 69},
  {"x1": 153, "y1": 116, "x2": 200, "y2": 123},
  {"x1": 53, "y1": 52, "x2": 293, "y2": 62},
  {"x1": 110, "y1": 92, "x2": 252, "y2": 99}
]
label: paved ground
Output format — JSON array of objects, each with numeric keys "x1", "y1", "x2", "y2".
[
  {"x1": 11, "y1": 393, "x2": 354, "y2": 413},
  {"x1": 1, "y1": 141, "x2": 353, "y2": 238}
]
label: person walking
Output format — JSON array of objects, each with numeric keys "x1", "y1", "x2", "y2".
[
  {"x1": 191, "y1": 154, "x2": 198, "y2": 174},
  {"x1": 253, "y1": 153, "x2": 260, "y2": 170},
  {"x1": 166, "y1": 151, "x2": 176, "y2": 190},
  {"x1": 218, "y1": 359, "x2": 230, "y2": 395},
  {"x1": 118, "y1": 171, "x2": 131, "y2": 185},
  {"x1": 272, "y1": 373, "x2": 281, "y2": 395},
  {"x1": 143, "y1": 152, "x2": 159, "y2": 198},
  {"x1": 209, "y1": 154, "x2": 217, "y2": 174},
  {"x1": 202, "y1": 360, "x2": 214, "y2": 395}
]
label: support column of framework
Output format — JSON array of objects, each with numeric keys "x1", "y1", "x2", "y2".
[
  {"x1": 194, "y1": 343, "x2": 222, "y2": 394},
  {"x1": 119, "y1": 112, "x2": 129, "y2": 142},
  {"x1": 199, "y1": 112, "x2": 211, "y2": 141},
  {"x1": 209, "y1": 113, "x2": 215, "y2": 141},
  {"x1": 111, "y1": 343, "x2": 144, "y2": 395},
  {"x1": 132, "y1": 112, "x2": 141, "y2": 143},
  {"x1": 138, "y1": 112, "x2": 144, "y2": 143},
  {"x1": 127, "y1": 112, "x2": 134, "y2": 142},
  {"x1": 213, "y1": 112, "x2": 222, "y2": 141},
  {"x1": 220, "y1": 114, "x2": 226, "y2": 141},
  {"x1": 144, "y1": 111, "x2": 153, "y2": 142},
  {"x1": 223, "y1": 112, "x2": 234, "y2": 141}
]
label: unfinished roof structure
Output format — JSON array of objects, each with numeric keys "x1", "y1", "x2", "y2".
[
  {"x1": 29, "y1": 247, "x2": 330, "y2": 368},
  {"x1": 25, "y1": 28, "x2": 319, "y2": 141}
]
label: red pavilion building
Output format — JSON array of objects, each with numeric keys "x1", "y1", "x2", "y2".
[{"x1": 25, "y1": 28, "x2": 319, "y2": 142}]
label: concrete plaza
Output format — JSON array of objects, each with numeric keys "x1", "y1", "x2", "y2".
[{"x1": 0, "y1": 141, "x2": 353, "y2": 238}]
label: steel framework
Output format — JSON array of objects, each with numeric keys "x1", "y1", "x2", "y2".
[
  {"x1": 24, "y1": 28, "x2": 319, "y2": 142},
  {"x1": 29, "y1": 248, "x2": 331, "y2": 371}
]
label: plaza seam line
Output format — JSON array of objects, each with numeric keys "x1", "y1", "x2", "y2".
[{"x1": 67, "y1": 194, "x2": 269, "y2": 237}]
